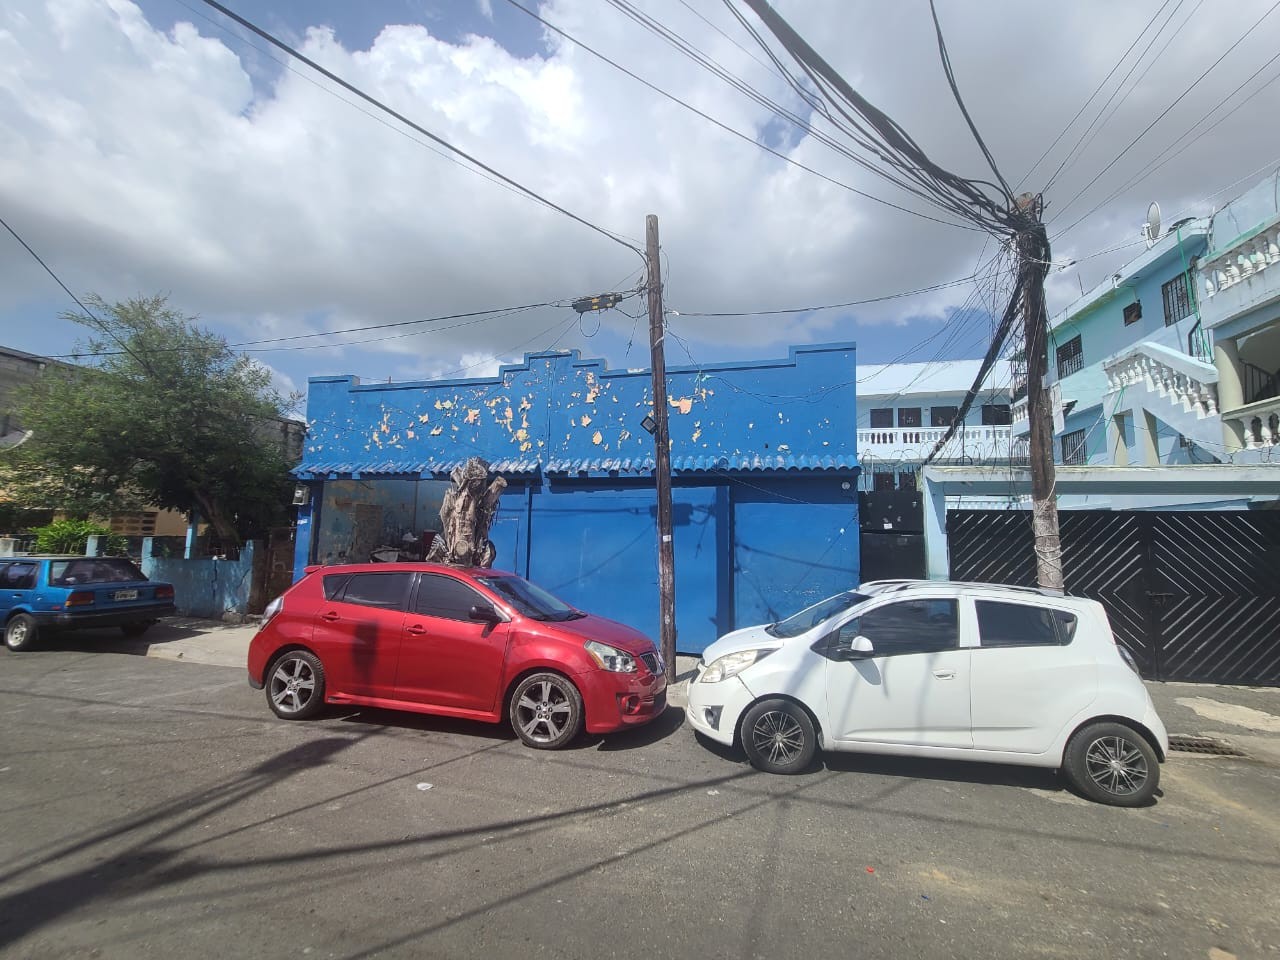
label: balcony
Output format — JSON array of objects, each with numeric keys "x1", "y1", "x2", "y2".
[
  {"x1": 857, "y1": 425, "x2": 1014, "y2": 463},
  {"x1": 1223, "y1": 394, "x2": 1280, "y2": 451},
  {"x1": 1199, "y1": 221, "x2": 1280, "y2": 330}
]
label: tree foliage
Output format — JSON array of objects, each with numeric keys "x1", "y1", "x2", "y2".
[
  {"x1": 32, "y1": 519, "x2": 128, "y2": 557},
  {"x1": 2, "y1": 295, "x2": 299, "y2": 544}
]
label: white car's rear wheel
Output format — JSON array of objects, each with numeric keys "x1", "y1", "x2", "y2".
[{"x1": 1063, "y1": 721, "x2": 1159, "y2": 806}]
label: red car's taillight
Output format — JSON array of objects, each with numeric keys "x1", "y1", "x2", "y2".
[
  {"x1": 154, "y1": 585, "x2": 175, "y2": 600},
  {"x1": 65, "y1": 591, "x2": 95, "y2": 607},
  {"x1": 260, "y1": 596, "x2": 284, "y2": 626}
]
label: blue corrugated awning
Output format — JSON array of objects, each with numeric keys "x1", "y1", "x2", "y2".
[
  {"x1": 293, "y1": 457, "x2": 541, "y2": 479},
  {"x1": 546, "y1": 453, "x2": 859, "y2": 474},
  {"x1": 295, "y1": 452, "x2": 858, "y2": 480}
]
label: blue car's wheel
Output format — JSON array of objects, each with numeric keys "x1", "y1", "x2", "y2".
[{"x1": 4, "y1": 614, "x2": 39, "y2": 652}]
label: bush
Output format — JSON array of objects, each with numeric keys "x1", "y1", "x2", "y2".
[{"x1": 32, "y1": 519, "x2": 130, "y2": 557}]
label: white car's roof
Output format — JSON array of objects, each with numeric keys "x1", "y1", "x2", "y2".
[{"x1": 858, "y1": 579, "x2": 1091, "y2": 607}]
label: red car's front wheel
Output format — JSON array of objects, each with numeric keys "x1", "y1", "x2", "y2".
[{"x1": 509, "y1": 672, "x2": 583, "y2": 749}]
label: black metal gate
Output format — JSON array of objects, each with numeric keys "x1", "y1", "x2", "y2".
[{"x1": 947, "y1": 510, "x2": 1280, "y2": 686}]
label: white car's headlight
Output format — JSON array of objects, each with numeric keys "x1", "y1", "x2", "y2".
[
  {"x1": 700, "y1": 648, "x2": 774, "y2": 683},
  {"x1": 585, "y1": 640, "x2": 636, "y2": 673}
]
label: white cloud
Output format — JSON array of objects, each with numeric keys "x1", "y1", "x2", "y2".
[{"x1": 2, "y1": 0, "x2": 1278, "y2": 390}]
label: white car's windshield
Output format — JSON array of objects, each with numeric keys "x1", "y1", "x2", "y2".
[{"x1": 766, "y1": 591, "x2": 871, "y2": 638}]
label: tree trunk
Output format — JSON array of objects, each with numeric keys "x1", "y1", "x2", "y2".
[{"x1": 425, "y1": 457, "x2": 506, "y2": 567}]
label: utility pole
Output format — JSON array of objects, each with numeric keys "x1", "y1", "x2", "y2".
[
  {"x1": 1015, "y1": 193, "x2": 1064, "y2": 593},
  {"x1": 645, "y1": 214, "x2": 678, "y2": 682}
]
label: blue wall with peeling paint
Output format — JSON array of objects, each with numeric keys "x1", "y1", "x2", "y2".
[{"x1": 295, "y1": 344, "x2": 861, "y2": 653}]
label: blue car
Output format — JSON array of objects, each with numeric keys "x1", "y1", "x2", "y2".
[{"x1": 0, "y1": 556, "x2": 176, "y2": 652}]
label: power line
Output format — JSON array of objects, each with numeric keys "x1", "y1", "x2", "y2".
[
  {"x1": 1051, "y1": 49, "x2": 1280, "y2": 243},
  {"x1": 1049, "y1": 0, "x2": 1280, "y2": 233},
  {"x1": 497, "y1": 0, "x2": 978, "y2": 232},
  {"x1": 1040, "y1": 0, "x2": 1189, "y2": 193},
  {"x1": 0, "y1": 213, "x2": 159, "y2": 373},
  {"x1": 732, "y1": 0, "x2": 1027, "y2": 235},
  {"x1": 196, "y1": 0, "x2": 647, "y2": 264},
  {"x1": 927, "y1": 0, "x2": 1013, "y2": 200},
  {"x1": 1018, "y1": 0, "x2": 1177, "y2": 189},
  {"x1": 669, "y1": 275, "x2": 979, "y2": 318}
]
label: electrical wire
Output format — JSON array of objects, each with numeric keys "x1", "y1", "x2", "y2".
[
  {"x1": 497, "y1": 0, "x2": 978, "y2": 232},
  {"x1": 1018, "y1": 0, "x2": 1178, "y2": 189},
  {"x1": 1049, "y1": 0, "x2": 1280, "y2": 234},
  {"x1": 196, "y1": 0, "x2": 647, "y2": 265},
  {"x1": 669, "y1": 274, "x2": 980, "y2": 318}
]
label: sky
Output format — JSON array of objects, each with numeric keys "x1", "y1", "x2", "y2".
[{"x1": 2, "y1": 0, "x2": 1279, "y2": 408}]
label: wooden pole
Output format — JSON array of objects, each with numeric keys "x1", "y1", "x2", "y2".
[
  {"x1": 1016, "y1": 194, "x2": 1064, "y2": 592},
  {"x1": 646, "y1": 214, "x2": 678, "y2": 681}
]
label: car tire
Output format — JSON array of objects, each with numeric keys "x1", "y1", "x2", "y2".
[
  {"x1": 266, "y1": 650, "x2": 327, "y2": 721},
  {"x1": 120, "y1": 621, "x2": 152, "y2": 638},
  {"x1": 741, "y1": 699, "x2": 817, "y2": 775},
  {"x1": 1063, "y1": 721, "x2": 1160, "y2": 807},
  {"x1": 4, "y1": 613, "x2": 39, "y2": 652},
  {"x1": 509, "y1": 672, "x2": 584, "y2": 750}
]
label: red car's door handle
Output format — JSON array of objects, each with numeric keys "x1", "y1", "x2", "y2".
[
  {"x1": 320, "y1": 611, "x2": 341, "y2": 622},
  {"x1": 406, "y1": 623, "x2": 428, "y2": 636}
]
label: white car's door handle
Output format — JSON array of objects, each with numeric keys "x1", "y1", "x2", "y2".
[{"x1": 933, "y1": 669, "x2": 956, "y2": 680}]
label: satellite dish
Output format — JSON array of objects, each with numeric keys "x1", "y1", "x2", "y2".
[{"x1": 1143, "y1": 201, "x2": 1162, "y2": 249}]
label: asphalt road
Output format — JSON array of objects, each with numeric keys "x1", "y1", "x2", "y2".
[{"x1": 1, "y1": 651, "x2": 1277, "y2": 960}]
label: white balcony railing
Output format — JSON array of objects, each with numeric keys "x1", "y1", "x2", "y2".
[
  {"x1": 857, "y1": 425, "x2": 1013, "y2": 462},
  {"x1": 1102, "y1": 342, "x2": 1218, "y2": 417},
  {"x1": 1224, "y1": 395, "x2": 1280, "y2": 450},
  {"x1": 1199, "y1": 224, "x2": 1280, "y2": 328}
]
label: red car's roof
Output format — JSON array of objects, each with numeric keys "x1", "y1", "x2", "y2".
[{"x1": 302, "y1": 562, "x2": 514, "y2": 577}]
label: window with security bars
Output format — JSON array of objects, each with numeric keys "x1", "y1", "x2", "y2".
[
  {"x1": 981, "y1": 403, "x2": 1011, "y2": 425},
  {"x1": 869, "y1": 408, "x2": 893, "y2": 428},
  {"x1": 1161, "y1": 273, "x2": 1194, "y2": 325},
  {"x1": 1056, "y1": 335, "x2": 1083, "y2": 379},
  {"x1": 1061, "y1": 428, "x2": 1087, "y2": 465},
  {"x1": 930, "y1": 405, "x2": 958, "y2": 427}
]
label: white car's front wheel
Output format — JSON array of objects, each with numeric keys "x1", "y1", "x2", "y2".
[{"x1": 741, "y1": 699, "x2": 817, "y2": 775}]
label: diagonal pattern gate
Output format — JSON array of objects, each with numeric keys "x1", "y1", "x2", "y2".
[{"x1": 947, "y1": 509, "x2": 1280, "y2": 686}]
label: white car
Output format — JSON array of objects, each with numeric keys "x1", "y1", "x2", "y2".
[{"x1": 686, "y1": 580, "x2": 1169, "y2": 806}]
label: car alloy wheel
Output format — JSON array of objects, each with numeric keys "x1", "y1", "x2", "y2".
[
  {"x1": 510, "y1": 672, "x2": 583, "y2": 750},
  {"x1": 1064, "y1": 721, "x2": 1159, "y2": 806},
  {"x1": 267, "y1": 651, "x2": 326, "y2": 720},
  {"x1": 740, "y1": 699, "x2": 817, "y2": 775}
]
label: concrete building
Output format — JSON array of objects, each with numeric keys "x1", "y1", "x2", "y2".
[{"x1": 292, "y1": 344, "x2": 861, "y2": 655}]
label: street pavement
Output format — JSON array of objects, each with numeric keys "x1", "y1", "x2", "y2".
[{"x1": 0, "y1": 623, "x2": 1277, "y2": 959}]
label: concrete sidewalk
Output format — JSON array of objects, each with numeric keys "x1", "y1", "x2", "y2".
[{"x1": 75, "y1": 617, "x2": 1280, "y2": 763}]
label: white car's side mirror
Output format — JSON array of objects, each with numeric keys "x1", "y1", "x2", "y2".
[{"x1": 841, "y1": 635, "x2": 875, "y2": 660}]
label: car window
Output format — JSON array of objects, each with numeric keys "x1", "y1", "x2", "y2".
[
  {"x1": 975, "y1": 600, "x2": 1076, "y2": 647},
  {"x1": 856, "y1": 598, "x2": 959, "y2": 656},
  {"x1": 322, "y1": 574, "x2": 351, "y2": 600},
  {"x1": 415, "y1": 574, "x2": 486, "y2": 621},
  {"x1": 1, "y1": 562, "x2": 38, "y2": 590},
  {"x1": 50, "y1": 558, "x2": 145, "y2": 585},
  {"x1": 338, "y1": 573, "x2": 412, "y2": 610}
]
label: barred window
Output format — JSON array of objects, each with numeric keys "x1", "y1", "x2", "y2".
[
  {"x1": 1056, "y1": 336, "x2": 1083, "y2": 379},
  {"x1": 1061, "y1": 428, "x2": 1087, "y2": 465},
  {"x1": 1161, "y1": 273, "x2": 1194, "y2": 325}
]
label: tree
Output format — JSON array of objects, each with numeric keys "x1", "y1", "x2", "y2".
[{"x1": 2, "y1": 295, "x2": 298, "y2": 544}]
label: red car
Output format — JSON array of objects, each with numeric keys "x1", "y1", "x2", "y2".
[{"x1": 247, "y1": 563, "x2": 667, "y2": 748}]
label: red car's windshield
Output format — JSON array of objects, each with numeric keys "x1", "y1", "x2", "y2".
[{"x1": 476, "y1": 575, "x2": 584, "y2": 621}]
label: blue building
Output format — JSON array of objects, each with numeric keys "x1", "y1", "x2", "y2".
[{"x1": 292, "y1": 343, "x2": 860, "y2": 654}]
